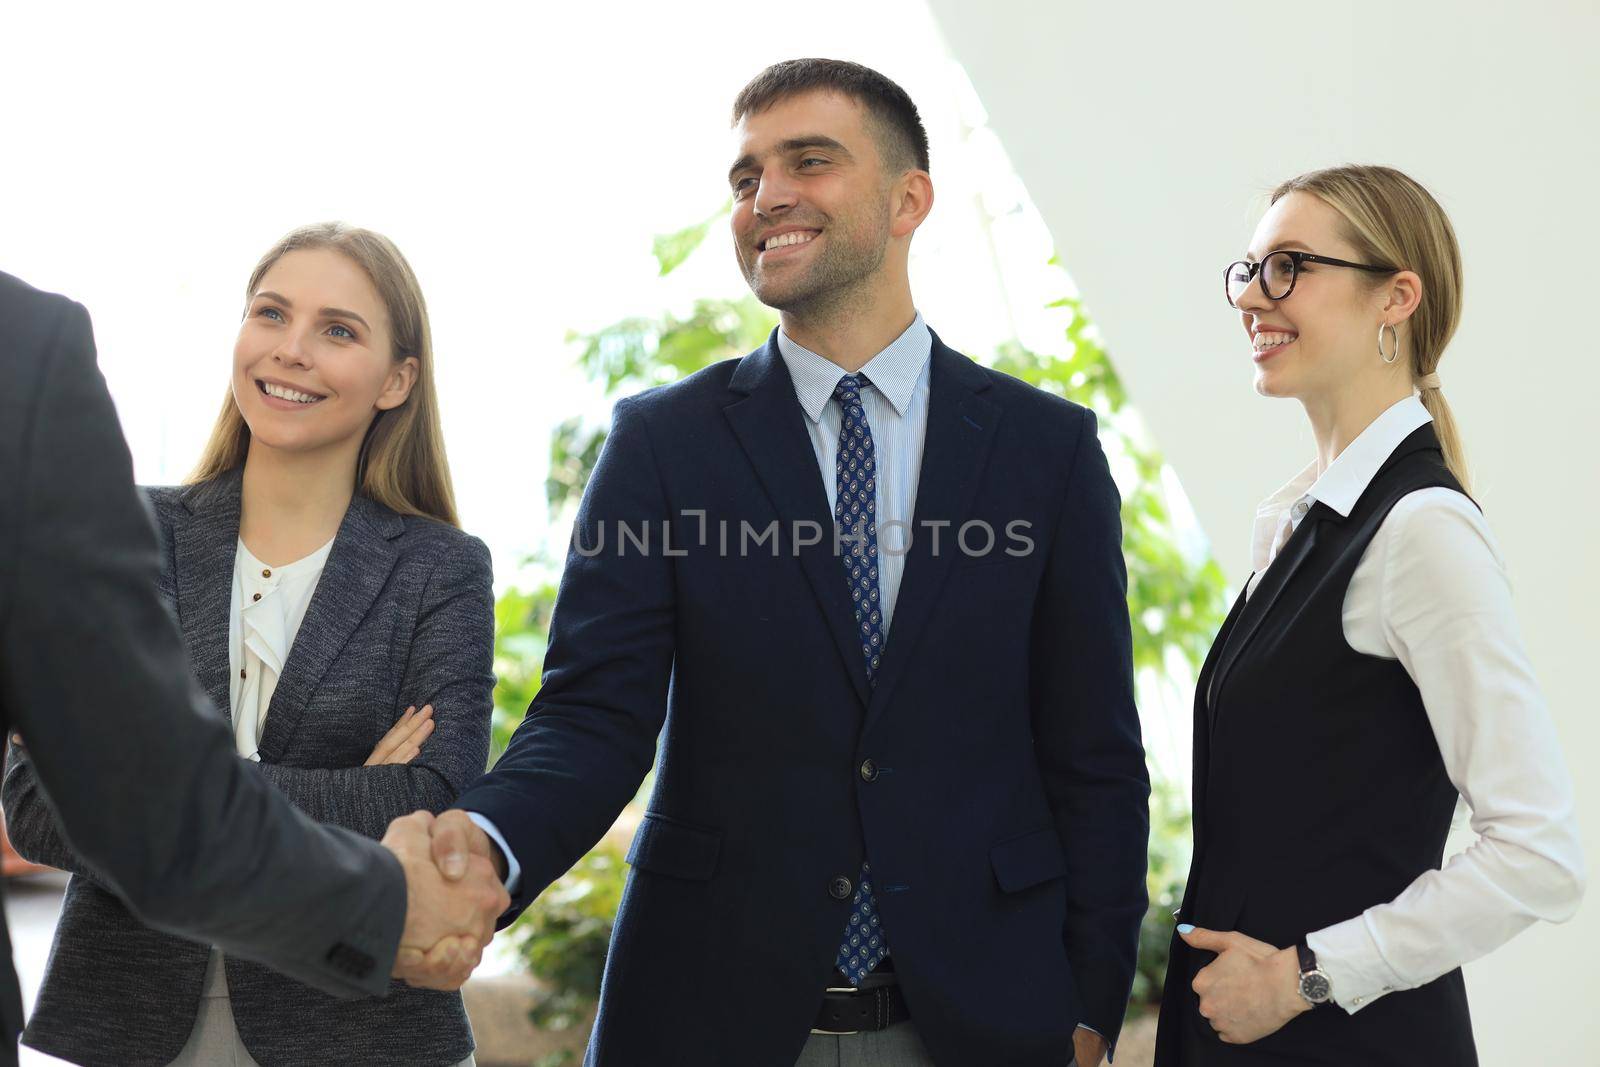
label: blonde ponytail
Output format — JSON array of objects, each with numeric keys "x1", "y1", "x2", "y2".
[{"x1": 1419, "y1": 387, "x2": 1471, "y2": 493}]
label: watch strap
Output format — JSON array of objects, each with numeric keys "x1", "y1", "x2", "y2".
[{"x1": 1295, "y1": 939, "x2": 1318, "y2": 975}]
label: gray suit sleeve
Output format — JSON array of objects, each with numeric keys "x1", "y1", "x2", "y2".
[
  {"x1": 2, "y1": 743, "x2": 107, "y2": 882},
  {"x1": 250, "y1": 536, "x2": 496, "y2": 837},
  {"x1": 0, "y1": 295, "x2": 407, "y2": 998}
]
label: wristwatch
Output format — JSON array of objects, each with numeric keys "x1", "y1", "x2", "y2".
[{"x1": 1295, "y1": 940, "x2": 1333, "y2": 1006}]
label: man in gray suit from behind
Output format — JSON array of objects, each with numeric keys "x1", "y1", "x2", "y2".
[{"x1": 0, "y1": 269, "x2": 510, "y2": 1066}]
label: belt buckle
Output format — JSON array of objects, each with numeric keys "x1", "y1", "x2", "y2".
[{"x1": 810, "y1": 984, "x2": 866, "y2": 1036}]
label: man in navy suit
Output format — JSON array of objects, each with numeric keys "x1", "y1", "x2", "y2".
[{"x1": 436, "y1": 59, "x2": 1149, "y2": 1066}]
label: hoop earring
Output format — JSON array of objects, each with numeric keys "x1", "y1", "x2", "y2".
[{"x1": 1378, "y1": 322, "x2": 1400, "y2": 364}]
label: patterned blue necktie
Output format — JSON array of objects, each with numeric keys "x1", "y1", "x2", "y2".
[{"x1": 831, "y1": 373, "x2": 890, "y2": 985}]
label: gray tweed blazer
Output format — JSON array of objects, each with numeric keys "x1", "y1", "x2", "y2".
[{"x1": 2, "y1": 470, "x2": 495, "y2": 1067}]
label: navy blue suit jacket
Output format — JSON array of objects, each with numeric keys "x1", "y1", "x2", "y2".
[{"x1": 457, "y1": 331, "x2": 1149, "y2": 1066}]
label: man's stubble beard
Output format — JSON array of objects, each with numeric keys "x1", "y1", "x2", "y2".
[{"x1": 743, "y1": 205, "x2": 892, "y2": 327}]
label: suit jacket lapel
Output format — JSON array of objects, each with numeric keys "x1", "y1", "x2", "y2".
[
  {"x1": 171, "y1": 471, "x2": 244, "y2": 721},
  {"x1": 724, "y1": 335, "x2": 872, "y2": 711},
  {"x1": 864, "y1": 339, "x2": 998, "y2": 733},
  {"x1": 255, "y1": 495, "x2": 402, "y2": 763},
  {"x1": 1205, "y1": 505, "x2": 1324, "y2": 727}
]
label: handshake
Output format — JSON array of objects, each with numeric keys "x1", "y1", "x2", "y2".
[{"x1": 381, "y1": 809, "x2": 511, "y2": 991}]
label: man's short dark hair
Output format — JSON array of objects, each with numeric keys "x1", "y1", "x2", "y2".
[{"x1": 732, "y1": 58, "x2": 931, "y2": 175}]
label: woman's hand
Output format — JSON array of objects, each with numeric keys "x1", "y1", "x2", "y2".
[
  {"x1": 1180, "y1": 925, "x2": 1310, "y2": 1044},
  {"x1": 365, "y1": 705, "x2": 435, "y2": 766}
]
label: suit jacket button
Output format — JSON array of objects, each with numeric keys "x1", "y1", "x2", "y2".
[
  {"x1": 859, "y1": 759, "x2": 878, "y2": 782},
  {"x1": 830, "y1": 876, "x2": 854, "y2": 900}
]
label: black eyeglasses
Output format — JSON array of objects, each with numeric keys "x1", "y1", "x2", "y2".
[{"x1": 1223, "y1": 250, "x2": 1397, "y2": 308}]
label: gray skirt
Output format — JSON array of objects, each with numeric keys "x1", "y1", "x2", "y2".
[{"x1": 168, "y1": 951, "x2": 476, "y2": 1067}]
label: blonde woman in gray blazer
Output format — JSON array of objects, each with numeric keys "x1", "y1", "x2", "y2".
[{"x1": 3, "y1": 224, "x2": 494, "y2": 1066}]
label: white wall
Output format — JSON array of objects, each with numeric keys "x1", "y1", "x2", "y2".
[{"x1": 927, "y1": 0, "x2": 1598, "y2": 1059}]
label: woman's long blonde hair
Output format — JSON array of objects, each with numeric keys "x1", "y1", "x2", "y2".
[
  {"x1": 1272, "y1": 165, "x2": 1470, "y2": 492},
  {"x1": 188, "y1": 222, "x2": 459, "y2": 527}
]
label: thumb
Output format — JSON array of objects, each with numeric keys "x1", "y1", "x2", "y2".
[
  {"x1": 1177, "y1": 924, "x2": 1231, "y2": 952},
  {"x1": 430, "y1": 812, "x2": 473, "y2": 880}
]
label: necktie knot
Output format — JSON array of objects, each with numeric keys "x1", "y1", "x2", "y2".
[{"x1": 833, "y1": 373, "x2": 871, "y2": 407}]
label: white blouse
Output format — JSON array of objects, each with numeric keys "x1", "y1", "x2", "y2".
[
  {"x1": 203, "y1": 536, "x2": 335, "y2": 1000},
  {"x1": 1246, "y1": 395, "x2": 1585, "y2": 1011},
  {"x1": 226, "y1": 537, "x2": 333, "y2": 760}
]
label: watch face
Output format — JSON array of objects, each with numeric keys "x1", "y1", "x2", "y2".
[{"x1": 1301, "y1": 972, "x2": 1333, "y2": 1003}]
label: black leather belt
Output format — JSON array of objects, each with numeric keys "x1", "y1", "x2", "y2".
[{"x1": 811, "y1": 982, "x2": 910, "y2": 1034}]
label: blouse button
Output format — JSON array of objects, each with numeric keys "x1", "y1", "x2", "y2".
[
  {"x1": 261, "y1": 568, "x2": 272, "y2": 578},
  {"x1": 240, "y1": 668, "x2": 247, "y2": 679},
  {"x1": 1292, "y1": 500, "x2": 1310, "y2": 518},
  {"x1": 252, "y1": 593, "x2": 262, "y2": 602}
]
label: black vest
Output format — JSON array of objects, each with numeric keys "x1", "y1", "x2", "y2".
[{"x1": 1155, "y1": 424, "x2": 1478, "y2": 1066}]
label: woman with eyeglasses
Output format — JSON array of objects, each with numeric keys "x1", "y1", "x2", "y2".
[{"x1": 1152, "y1": 165, "x2": 1584, "y2": 1066}]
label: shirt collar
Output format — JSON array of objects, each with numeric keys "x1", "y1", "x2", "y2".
[
  {"x1": 1249, "y1": 395, "x2": 1432, "y2": 573},
  {"x1": 777, "y1": 312, "x2": 931, "y2": 423},
  {"x1": 236, "y1": 536, "x2": 336, "y2": 583},
  {"x1": 1303, "y1": 395, "x2": 1434, "y2": 518}
]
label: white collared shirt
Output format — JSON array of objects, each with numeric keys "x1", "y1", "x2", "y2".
[{"x1": 1248, "y1": 396, "x2": 1586, "y2": 1012}]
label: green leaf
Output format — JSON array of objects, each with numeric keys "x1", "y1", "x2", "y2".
[
  {"x1": 651, "y1": 220, "x2": 711, "y2": 277},
  {"x1": 650, "y1": 201, "x2": 731, "y2": 276}
]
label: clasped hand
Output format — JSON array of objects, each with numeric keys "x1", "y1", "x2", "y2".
[
  {"x1": 1180, "y1": 925, "x2": 1309, "y2": 1044},
  {"x1": 382, "y1": 810, "x2": 509, "y2": 990}
]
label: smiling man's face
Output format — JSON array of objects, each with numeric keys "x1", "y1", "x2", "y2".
[{"x1": 727, "y1": 89, "x2": 895, "y2": 315}]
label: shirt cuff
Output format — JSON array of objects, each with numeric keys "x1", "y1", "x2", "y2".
[
  {"x1": 1306, "y1": 916, "x2": 1406, "y2": 1014},
  {"x1": 465, "y1": 811, "x2": 522, "y2": 895}
]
